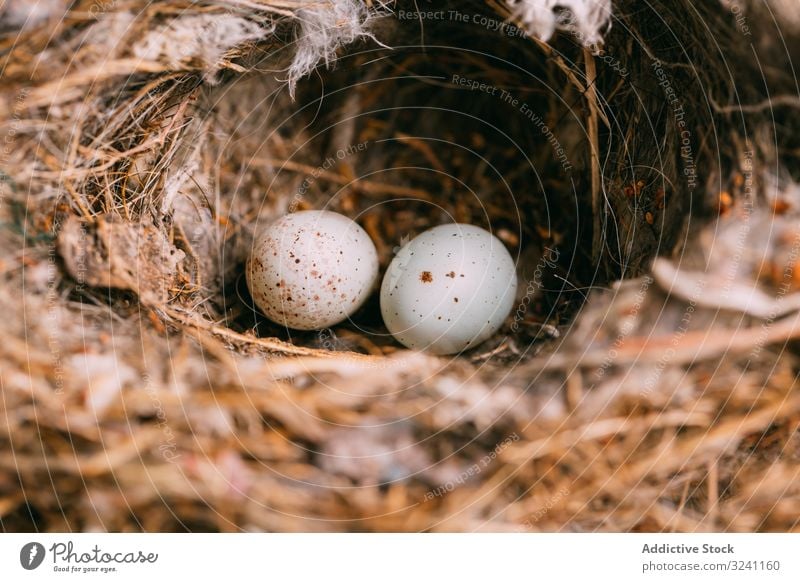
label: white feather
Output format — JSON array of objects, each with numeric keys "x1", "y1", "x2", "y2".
[
  {"x1": 287, "y1": 0, "x2": 390, "y2": 96},
  {"x1": 507, "y1": 0, "x2": 612, "y2": 45}
]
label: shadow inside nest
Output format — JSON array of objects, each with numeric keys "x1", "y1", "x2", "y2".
[{"x1": 213, "y1": 13, "x2": 600, "y2": 361}]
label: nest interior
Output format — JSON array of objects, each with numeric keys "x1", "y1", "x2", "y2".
[{"x1": 1, "y1": 0, "x2": 800, "y2": 532}]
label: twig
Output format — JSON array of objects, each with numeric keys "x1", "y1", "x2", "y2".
[
  {"x1": 163, "y1": 306, "x2": 381, "y2": 361},
  {"x1": 711, "y1": 94, "x2": 800, "y2": 114},
  {"x1": 256, "y1": 157, "x2": 433, "y2": 200},
  {"x1": 583, "y1": 48, "x2": 603, "y2": 265},
  {"x1": 534, "y1": 311, "x2": 800, "y2": 372}
]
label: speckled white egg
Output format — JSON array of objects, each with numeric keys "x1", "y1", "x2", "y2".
[
  {"x1": 380, "y1": 224, "x2": 518, "y2": 355},
  {"x1": 247, "y1": 210, "x2": 379, "y2": 330}
]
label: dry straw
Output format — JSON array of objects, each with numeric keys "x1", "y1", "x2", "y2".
[{"x1": 1, "y1": 0, "x2": 799, "y2": 532}]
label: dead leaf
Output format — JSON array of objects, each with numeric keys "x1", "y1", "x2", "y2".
[{"x1": 57, "y1": 214, "x2": 185, "y2": 306}]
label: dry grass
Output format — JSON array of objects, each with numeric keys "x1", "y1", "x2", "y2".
[{"x1": 1, "y1": 0, "x2": 799, "y2": 532}]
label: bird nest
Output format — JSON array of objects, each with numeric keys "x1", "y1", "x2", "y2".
[{"x1": 2, "y1": 0, "x2": 800, "y2": 532}]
